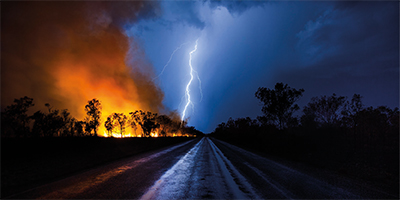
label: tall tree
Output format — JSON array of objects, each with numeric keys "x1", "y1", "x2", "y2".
[
  {"x1": 2, "y1": 96, "x2": 34, "y2": 137},
  {"x1": 255, "y1": 83, "x2": 304, "y2": 129},
  {"x1": 169, "y1": 118, "x2": 183, "y2": 136},
  {"x1": 131, "y1": 110, "x2": 145, "y2": 136},
  {"x1": 128, "y1": 112, "x2": 138, "y2": 136},
  {"x1": 104, "y1": 116, "x2": 115, "y2": 137},
  {"x1": 74, "y1": 120, "x2": 85, "y2": 137},
  {"x1": 143, "y1": 112, "x2": 159, "y2": 137},
  {"x1": 111, "y1": 113, "x2": 127, "y2": 138},
  {"x1": 31, "y1": 111, "x2": 46, "y2": 137},
  {"x1": 31, "y1": 104, "x2": 66, "y2": 137},
  {"x1": 132, "y1": 110, "x2": 159, "y2": 137},
  {"x1": 156, "y1": 115, "x2": 172, "y2": 137},
  {"x1": 341, "y1": 94, "x2": 364, "y2": 128},
  {"x1": 59, "y1": 109, "x2": 73, "y2": 136},
  {"x1": 84, "y1": 98, "x2": 102, "y2": 136},
  {"x1": 303, "y1": 93, "x2": 347, "y2": 127},
  {"x1": 66, "y1": 117, "x2": 77, "y2": 137}
]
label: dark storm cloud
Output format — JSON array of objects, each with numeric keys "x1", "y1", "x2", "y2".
[
  {"x1": 296, "y1": 1, "x2": 398, "y2": 72},
  {"x1": 278, "y1": 1, "x2": 399, "y2": 108},
  {"x1": 101, "y1": 1, "x2": 161, "y2": 27},
  {"x1": 162, "y1": 1, "x2": 206, "y2": 29},
  {"x1": 208, "y1": 0, "x2": 266, "y2": 15},
  {"x1": 1, "y1": 1, "x2": 164, "y2": 118},
  {"x1": 158, "y1": 0, "x2": 266, "y2": 30}
]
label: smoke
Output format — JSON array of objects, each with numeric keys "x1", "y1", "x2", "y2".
[{"x1": 1, "y1": 1, "x2": 164, "y2": 132}]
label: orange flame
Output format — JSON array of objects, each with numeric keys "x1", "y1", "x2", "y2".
[{"x1": 1, "y1": 1, "x2": 164, "y2": 133}]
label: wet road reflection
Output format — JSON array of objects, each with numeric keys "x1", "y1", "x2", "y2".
[
  {"x1": 140, "y1": 137, "x2": 259, "y2": 199},
  {"x1": 9, "y1": 136, "x2": 388, "y2": 199},
  {"x1": 9, "y1": 139, "x2": 199, "y2": 199}
]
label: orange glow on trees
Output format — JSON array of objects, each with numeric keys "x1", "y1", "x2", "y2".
[
  {"x1": 84, "y1": 99, "x2": 102, "y2": 136},
  {"x1": 98, "y1": 109, "x2": 198, "y2": 138},
  {"x1": 2, "y1": 2, "x2": 164, "y2": 134}
]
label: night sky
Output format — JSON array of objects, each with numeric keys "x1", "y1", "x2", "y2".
[
  {"x1": 129, "y1": 1, "x2": 399, "y2": 132},
  {"x1": 2, "y1": 1, "x2": 399, "y2": 133}
]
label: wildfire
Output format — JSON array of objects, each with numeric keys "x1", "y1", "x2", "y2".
[
  {"x1": 102, "y1": 127, "x2": 195, "y2": 138},
  {"x1": 2, "y1": 2, "x2": 201, "y2": 139},
  {"x1": 150, "y1": 132, "x2": 158, "y2": 137},
  {"x1": 1, "y1": 2, "x2": 164, "y2": 131},
  {"x1": 103, "y1": 131, "x2": 138, "y2": 138},
  {"x1": 103, "y1": 130, "x2": 176, "y2": 138}
]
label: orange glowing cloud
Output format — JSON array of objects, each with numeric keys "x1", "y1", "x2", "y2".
[{"x1": 1, "y1": 1, "x2": 164, "y2": 135}]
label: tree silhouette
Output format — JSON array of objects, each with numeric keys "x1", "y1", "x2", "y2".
[
  {"x1": 130, "y1": 110, "x2": 145, "y2": 136},
  {"x1": 74, "y1": 120, "x2": 85, "y2": 136},
  {"x1": 104, "y1": 116, "x2": 115, "y2": 137},
  {"x1": 128, "y1": 112, "x2": 139, "y2": 136},
  {"x1": 255, "y1": 83, "x2": 304, "y2": 129},
  {"x1": 303, "y1": 93, "x2": 346, "y2": 127},
  {"x1": 31, "y1": 111, "x2": 46, "y2": 137},
  {"x1": 143, "y1": 112, "x2": 159, "y2": 137},
  {"x1": 156, "y1": 115, "x2": 172, "y2": 137},
  {"x1": 84, "y1": 98, "x2": 102, "y2": 136},
  {"x1": 350, "y1": 106, "x2": 399, "y2": 149},
  {"x1": 2, "y1": 96, "x2": 34, "y2": 137},
  {"x1": 60, "y1": 109, "x2": 74, "y2": 137},
  {"x1": 132, "y1": 110, "x2": 159, "y2": 137},
  {"x1": 169, "y1": 118, "x2": 183, "y2": 136},
  {"x1": 31, "y1": 104, "x2": 69, "y2": 137},
  {"x1": 341, "y1": 94, "x2": 364, "y2": 128},
  {"x1": 110, "y1": 113, "x2": 127, "y2": 138}
]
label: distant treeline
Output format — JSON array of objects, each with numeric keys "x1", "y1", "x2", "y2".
[
  {"x1": 211, "y1": 82, "x2": 399, "y2": 186},
  {"x1": 1, "y1": 97, "x2": 202, "y2": 138}
]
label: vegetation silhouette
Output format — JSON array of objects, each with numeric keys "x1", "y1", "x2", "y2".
[
  {"x1": 156, "y1": 115, "x2": 172, "y2": 137},
  {"x1": 302, "y1": 93, "x2": 347, "y2": 128},
  {"x1": 2, "y1": 96, "x2": 34, "y2": 137},
  {"x1": 104, "y1": 116, "x2": 114, "y2": 137},
  {"x1": 131, "y1": 110, "x2": 160, "y2": 137},
  {"x1": 255, "y1": 82, "x2": 304, "y2": 129},
  {"x1": 31, "y1": 104, "x2": 74, "y2": 137},
  {"x1": 109, "y1": 113, "x2": 128, "y2": 138},
  {"x1": 212, "y1": 82, "x2": 399, "y2": 193},
  {"x1": 1, "y1": 97, "x2": 200, "y2": 138},
  {"x1": 0, "y1": 96, "x2": 202, "y2": 198},
  {"x1": 84, "y1": 99, "x2": 102, "y2": 137}
]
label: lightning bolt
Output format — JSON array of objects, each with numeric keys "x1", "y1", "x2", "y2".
[
  {"x1": 154, "y1": 40, "x2": 202, "y2": 122},
  {"x1": 194, "y1": 70, "x2": 203, "y2": 102},
  {"x1": 182, "y1": 39, "x2": 201, "y2": 121},
  {"x1": 153, "y1": 42, "x2": 189, "y2": 81}
]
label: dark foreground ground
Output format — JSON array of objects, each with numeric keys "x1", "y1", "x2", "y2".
[
  {"x1": 1, "y1": 136, "x2": 194, "y2": 198},
  {"x1": 3, "y1": 137, "x2": 397, "y2": 199},
  {"x1": 213, "y1": 135, "x2": 399, "y2": 198}
]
